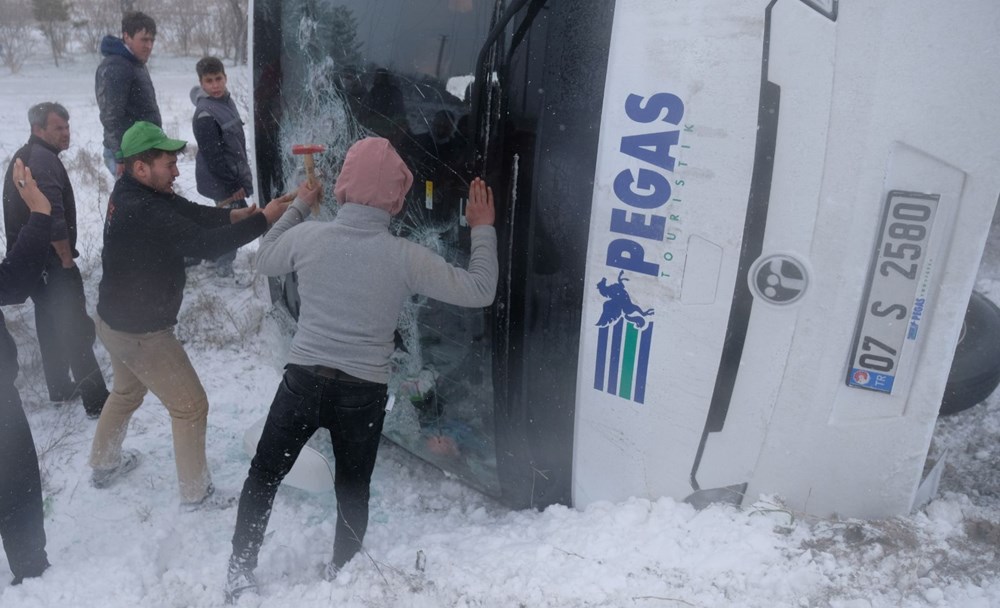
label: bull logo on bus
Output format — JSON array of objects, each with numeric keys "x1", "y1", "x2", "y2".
[{"x1": 593, "y1": 271, "x2": 654, "y2": 404}]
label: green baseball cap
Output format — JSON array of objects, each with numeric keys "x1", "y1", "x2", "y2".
[{"x1": 116, "y1": 121, "x2": 187, "y2": 159}]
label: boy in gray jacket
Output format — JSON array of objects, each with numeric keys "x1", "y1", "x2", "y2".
[
  {"x1": 225, "y1": 137, "x2": 497, "y2": 602},
  {"x1": 191, "y1": 56, "x2": 254, "y2": 277}
]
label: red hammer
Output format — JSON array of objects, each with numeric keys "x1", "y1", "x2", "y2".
[{"x1": 291, "y1": 143, "x2": 326, "y2": 189}]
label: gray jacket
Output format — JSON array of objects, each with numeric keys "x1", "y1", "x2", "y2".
[
  {"x1": 190, "y1": 86, "x2": 254, "y2": 201},
  {"x1": 256, "y1": 200, "x2": 498, "y2": 383}
]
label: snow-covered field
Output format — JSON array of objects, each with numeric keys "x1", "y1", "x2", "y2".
[{"x1": 1, "y1": 52, "x2": 999, "y2": 608}]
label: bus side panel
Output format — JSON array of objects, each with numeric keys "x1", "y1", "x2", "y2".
[{"x1": 572, "y1": 0, "x2": 766, "y2": 506}]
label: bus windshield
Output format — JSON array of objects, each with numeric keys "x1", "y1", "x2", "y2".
[{"x1": 253, "y1": 0, "x2": 502, "y2": 494}]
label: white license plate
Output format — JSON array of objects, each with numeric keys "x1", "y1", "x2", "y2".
[{"x1": 848, "y1": 190, "x2": 940, "y2": 393}]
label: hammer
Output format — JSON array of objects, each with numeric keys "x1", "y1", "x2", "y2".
[
  {"x1": 292, "y1": 144, "x2": 325, "y2": 214},
  {"x1": 291, "y1": 143, "x2": 325, "y2": 189}
]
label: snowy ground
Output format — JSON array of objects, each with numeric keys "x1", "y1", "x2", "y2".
[{"x1": 1, "y1": 52, "x2": 999, "y2": 608}]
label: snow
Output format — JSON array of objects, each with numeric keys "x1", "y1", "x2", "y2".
[{"x1": 1, "y1": 52, "x2": 999, "y2": 608}]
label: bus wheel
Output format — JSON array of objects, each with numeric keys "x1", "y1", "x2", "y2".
[{"x1": 941, "y1": 291, "x2": 1000, "y2": 416}]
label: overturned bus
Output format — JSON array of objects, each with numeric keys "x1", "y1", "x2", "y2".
[{"x1": 249, "y1": 0, "x2": 1000, "y2": 518}]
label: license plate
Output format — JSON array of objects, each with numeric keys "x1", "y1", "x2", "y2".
[{"x1": 847, "y1": 190, "x2": 940, "y2": 393}]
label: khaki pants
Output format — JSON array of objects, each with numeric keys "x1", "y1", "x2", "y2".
[{"x1": 90, "y1": 316, "x2": 211, "y2": 502}]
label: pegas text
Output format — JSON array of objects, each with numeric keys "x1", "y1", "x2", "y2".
[{"x1": 607, "y1": 92, "x2": 684, "y2": 277}]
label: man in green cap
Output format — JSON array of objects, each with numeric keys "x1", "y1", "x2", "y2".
[{"x1": 87, "y1": 121, "x2": 315, "y2": 510}]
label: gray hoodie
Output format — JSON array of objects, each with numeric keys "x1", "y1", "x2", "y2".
[{"x1": 257, "y1": 199, "x2": 498, "y2": 383}]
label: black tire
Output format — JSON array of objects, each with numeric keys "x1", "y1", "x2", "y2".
[{"x1": 941, "y1": 291, "x2": 1000, "y2": 416}]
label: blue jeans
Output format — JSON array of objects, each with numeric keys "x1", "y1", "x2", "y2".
[
  {"x1": 103, "y1": 147, "x2": 118, "y2": 178},
  {"x1": 229, "y1": 364, "x2": 388, "y2": 572}
]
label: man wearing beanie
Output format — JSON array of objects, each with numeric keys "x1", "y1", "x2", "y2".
[
  {"x1": 224, "y1": 137, "x2": 497, "y2": 602},
  {"x1": 88, "y1": 121, "x2": 306, "y2": 511}
]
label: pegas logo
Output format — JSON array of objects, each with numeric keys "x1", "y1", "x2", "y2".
[
  {"x1": 593, "y1": 271, "x2": 655, "y2": 404},
  {"x1": 591, "y1": 90, "x2": 684, "y2": 404}
]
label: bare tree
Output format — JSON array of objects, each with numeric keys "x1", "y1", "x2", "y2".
[
  {"x1": 33, "y1": 0, "x2": 71, "y2": 66},
  {"x1": 191, "y1": 11, "x2": 217, "y2": 58},
  {"x1": 224, "y1": 0, "x2": 247, "y2": 64},
  {"x1": 0, "y1": 0, "x2": 37, "y2": 73},
  {"x1": 155, "y1": 0, "x2": 246, "y2": 61},
  {"x1": 71, "y1": 0, "x2": 121, "y2": 54},
  {"x1": 159, "y1": 0, "x2": 213, "y2": 56}
]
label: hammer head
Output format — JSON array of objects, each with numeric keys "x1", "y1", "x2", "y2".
[{"x1": 292, "y1": 144, "x2": 326, "y2": 155}]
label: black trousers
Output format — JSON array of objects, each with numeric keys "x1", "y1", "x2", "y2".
[
  {"x1": 0, "y1": 381, "x2": 49, "y2": 583},
  {"x1": 213, "y1": 198, "x2": 247, "y2": 269},
  {"x1": 31, "y1": 264, "x2": 107, "y2": 414},
  {"x1": 230, "y1": 364, "x2": 388, "y2": 572}
]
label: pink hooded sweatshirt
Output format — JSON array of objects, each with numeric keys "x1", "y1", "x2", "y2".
[{"x1": 333, "y1": 137, "x2": 414, "y2": 215}]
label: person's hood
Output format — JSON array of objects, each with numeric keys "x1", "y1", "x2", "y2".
[
  {"x1": 334, "y1": 137, "x2": 413, "y2": 216},
  {"x1": 100, "y1": 35, "x2": 139, "y2": 63},
  {"x1": 190, "y1": 85, "x2": 208, "y2": 106}
]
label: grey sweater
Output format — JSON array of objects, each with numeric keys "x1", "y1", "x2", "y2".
[{"x1": 256, "y1": 200, "x2": 498, "y2": 383}]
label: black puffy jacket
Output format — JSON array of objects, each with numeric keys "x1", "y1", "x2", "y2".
[{"x1": 95, "y1": 35, "x2": 161, "y2": 155}]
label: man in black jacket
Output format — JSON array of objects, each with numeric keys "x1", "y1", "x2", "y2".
[
  {"x1": 191, "y1": 56, "x2": 254, "y2": 277},
  {"x1": 95, "y1": 11, "x2": 160, "y2": 178},
  {"x1": 2, "y1": 102, "x2": 110, "y2": 417},
  {"x1": 88, "y1": 121, "x2": 292, "y2": 510},
  {"x1": 1, "y1": 159, "x2": 54, "y2": 585}
]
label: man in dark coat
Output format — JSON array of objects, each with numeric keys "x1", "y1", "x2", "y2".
[
  {"x1": 88, "y1": 121, "x2": 292, "y2": 510},
  {"x1": 2, "y1": 102, "x2": 110, "y2": 417},
  {"x1": 191, "y1": 56, "x2": 254, "y2": 277},
  {"x1": 95, "y1": 11, "x2": 160, "y2": 178},
  {"x1": 1, "y1": 159, "x2": 54, "y2": 585}
]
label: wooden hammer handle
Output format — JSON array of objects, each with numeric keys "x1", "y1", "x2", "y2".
[
  {"x1": 303, "y1": 154, "x2": 320, "y2": 215},
  {"x1": 303, "y1": 154, "x2": 316, "y2": 189}
]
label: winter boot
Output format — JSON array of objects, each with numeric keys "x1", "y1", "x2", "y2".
[
  {"x1": 224, "y1": 566, "x2": 258, "y2": 604},
  {"x1": 91, "y1": 449, "x2": 140, "y2": 488},
  {"x1": 181, "y1": 484, "x2": 238, "y2": 512}
]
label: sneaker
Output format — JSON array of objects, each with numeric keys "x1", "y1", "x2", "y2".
[
  {"x1": 181, "y1": 484, "x2": 238, "y2": 512},
  {"x1": 215, "y1": 263, "x2": 234, "y2": 278},
  {"x1": 321, "y1": 561, "x2": 340, "y2": 582},
  {"x1": 224, "y1": 567, "x2": 258, "y2": 604},
  {"x1": 91, "y1": 449, "x2": 140, "y2": 489},
  {"x1": 83, "y1": 387, "x2": 110, "y2": 420}
]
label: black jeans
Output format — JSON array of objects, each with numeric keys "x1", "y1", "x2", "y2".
[
  {"x1": 230, "y1": 364, "x2": 388, "y2": 572},
  {"x1": 0, "y1": 381, "x2": 49, "y2": 583},
  {"x1": 31, "y1": 264, "x2": 107, "y2": 413}
]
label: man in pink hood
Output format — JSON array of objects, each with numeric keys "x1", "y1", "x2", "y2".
[{"x1": 224, "y1": 137, "x2": 497, "y2": 602}]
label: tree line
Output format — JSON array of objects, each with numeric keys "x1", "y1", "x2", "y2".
[{"x1": 0, "y1": 0, "x2": 248, "y2": 74}]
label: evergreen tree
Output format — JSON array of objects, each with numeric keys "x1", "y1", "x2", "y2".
[{"x1": 327, "y1": 5, "x2": 362, "y2": 69}]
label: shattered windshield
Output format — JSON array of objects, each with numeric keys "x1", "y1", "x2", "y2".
[{"x1": 254, "y1": 0, "x2": 501, "y2": 494}]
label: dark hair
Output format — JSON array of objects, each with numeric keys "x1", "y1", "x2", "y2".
[
  {"x1": 123, "y1": 148, "x2": 175, "y2": 176},
  {"x1": 196, "y1": 56, "x2": 225, "y2": 79},
  {"x1": 122, "y1": 11, "x2": 156, "y2": 38},
  {"x1": 28, "y1": 102, "x2": 69, "y2": 130}
]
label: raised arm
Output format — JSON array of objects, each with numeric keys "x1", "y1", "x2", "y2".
[
  {"x1": 0, "y1": 161, "x2": 53, "y2": 305},
  {"x1": 256, "y1": 181, "x2": 323, "y2": 276},
  {"x1": 407, "y1": 177, "x2": 498, "y2": 307}
]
